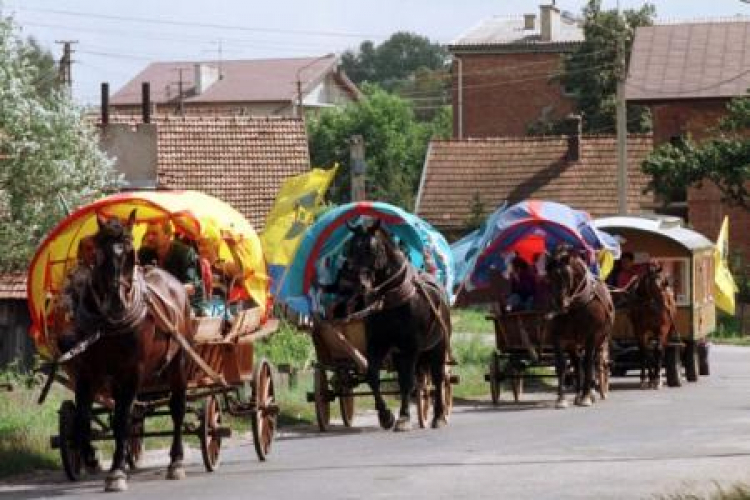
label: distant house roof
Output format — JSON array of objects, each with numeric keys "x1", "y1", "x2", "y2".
[
  {"x1": 450, "y1": 9, "x2": 583, "y2": 52},
  {"x1": 106, "y1": 115, "x2": 310, "y2": 230},
  {"x1": 0, "y1": 273, "x2": 26, "y2": 300},
  {"x1": 627, "y1": 20, "x2": 750, "y2": 102},
  {"x1": 415, "y1": 135, "x2": 654, "y2": 232},
  {"x1": 111, "y1": 55, "x2": 360, "y2": 106}
]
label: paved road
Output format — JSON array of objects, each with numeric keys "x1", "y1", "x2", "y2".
[{"x1": 4, "y1": 344, "x2": 750, "y2": 500}]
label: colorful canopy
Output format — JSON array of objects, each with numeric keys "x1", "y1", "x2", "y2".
[
  {"x1": 28, "y1": 190, "x2": 270, "y2": 356},
  {"x1": 277, "y1": 201, "x2": 454, "y2": 315},
  {"x1": 452, "y1": 200, "x2": 620, "y2": 292}
]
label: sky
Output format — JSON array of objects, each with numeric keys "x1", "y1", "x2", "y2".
[{"x1": 4, "y1": 0, "x2": 750, "y2": 104}]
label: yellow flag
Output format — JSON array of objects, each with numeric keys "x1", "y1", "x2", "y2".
[
  {"x1": 714, "y1": 216, "x2": 738, "y2": 315},
  {"x1": 261, "y1": 165, "x2": 338, "y2": 266}
]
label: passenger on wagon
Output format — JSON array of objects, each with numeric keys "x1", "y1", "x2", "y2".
[
  {"x1": 138, "y1": 220, "x2": 204, "y2": 315},
  {"x1": 196, "y1": 226, "x2": 249, "y2": 318},
  {"x1": 507, "y1": 256, "x2": 536, "y2": 311},
  {"x1": 614, "y1": 251, "x2": 639, "y2": 289}
]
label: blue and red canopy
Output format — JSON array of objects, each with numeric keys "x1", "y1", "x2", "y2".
[
  {"x1": 277, "y1": 202, "x2": 454, "y2": 315},
  {"x1": 453, "y1": 200, "x2": 619, "y2": 292}
]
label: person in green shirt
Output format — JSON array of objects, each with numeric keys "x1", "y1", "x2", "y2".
[{"x1": 138, "y1": 220, "x2": 205, "y2": 315}]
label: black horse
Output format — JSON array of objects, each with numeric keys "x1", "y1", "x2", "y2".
[
  {"x1": 545, "y1": 244, "x2": 613, "y2": 408},
  {"x1": 64, "y1": 211, "x2": 195, "y2": 491},
  {"x1": 343, "y1": 219, "x2": 451, "y2": 431}
]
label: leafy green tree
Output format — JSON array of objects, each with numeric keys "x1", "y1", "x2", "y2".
[
  {"x1": 0, "y1": 15, "x2": 120, "y2": 271},
  {"x1": 557, "y1": 0, "x2": 655, "y2": 134},
  {"x1": 20, "y1": 36, "x2": 61, "y2": 101},
  {"x1": 307, "y1": 83, "x2": 450, "y2": 209},
  {"x1": 642, "y1": 94, "x2": 750, "y2": 209}
]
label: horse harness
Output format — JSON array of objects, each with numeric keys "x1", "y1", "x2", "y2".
[{"x1": 557, "y1": 262, "x2": 614, "y2": 326}]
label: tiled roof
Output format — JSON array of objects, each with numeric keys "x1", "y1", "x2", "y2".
[
  {"x1": 450, "y1": 13, "x2": 583, "y2": 50},
  {"x1": 111, "y1": 55, "x2": 359, "y2": 105},
  {"x1": 0, "y1": 273, "x2": 26, "y2": 299},
  {"x1": 107, "y1": 115, "x2": 310, "y2": 230},
  {"x1": 627, "y1": 20, "x2": 750, "y2": 101},
  {"x1": 416, "y1": 135, "x2": 654, "y2": 231}
]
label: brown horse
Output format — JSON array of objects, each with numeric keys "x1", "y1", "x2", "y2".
[
  {"x1": 545, "y1": 244, "x2": 613, "y2": 408},
  {"x1": 628, "y1": 262, "x2": 677, "y2": 389},
  {"x1": 343, "y1": 220, "x2": 451, "y2": 431},
  {"x1": 63, "y1": 211, "x2": 195, "y2": 491}
]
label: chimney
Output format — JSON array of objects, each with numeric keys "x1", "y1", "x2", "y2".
[
  {"x1": 101, "y1": 82, "x2": 109, "y2": 126},
  {"x1": 566, "y1": 114, "x2": 582, "y2": 162},
  {"x1": 141, "y1": 82, "x2": 151, "y2": 124},
  {"x1": 524, "y1": 14, "x2": 536, "y2": 30},
  {"x1": 194, "y1": 63, "x2": 220, "y2": 95},
  {"x1": 540, "y1": 3, "x2": 561, "y2": 42}
]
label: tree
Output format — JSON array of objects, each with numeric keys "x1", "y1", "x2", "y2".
[
  {"x1": 465, "y1": 192, "x2": 485, "y2": 231},
  {"x1": 20, "y1": 36, "x2": 61, "y2": 101},
  {"x1": 556, "y1": 0, "x2": 655, "y2": 134},
  {"x1": 642, "y1": 94, "x2": 750, "y2": 210},
  {"x1": 307, "y1": 83, "x2": 451, "y2": 210},
  {"x1": 0, "y1": 15, "x2": 120, "y2": 271}
]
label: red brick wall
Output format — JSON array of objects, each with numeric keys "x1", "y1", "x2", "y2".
[
  {"x1": 650, "y1": 99, "x2": 750, "y2": 261},
  {"x1": 452, "y1": 52, "x2": 576, "y2": 138}
]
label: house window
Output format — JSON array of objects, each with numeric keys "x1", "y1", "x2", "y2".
[{"x1": 654, "y1": 257, "x2": 690, "y2": 306}]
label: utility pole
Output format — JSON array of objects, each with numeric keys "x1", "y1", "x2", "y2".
[
  {"x1": 616, "y1": 1, "x2": 629, "y2": 215},
  {"x1": 170, "y1": 68, "x2": 186, "y2": 115},
  {"x1": 55, "y1": 40, "x2": 78, "y2": 94},
  {"x1": 350, "y1": 135, "x2": 366, "y2": 202}
]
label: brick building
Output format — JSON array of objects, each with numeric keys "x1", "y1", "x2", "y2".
[
  {"x1": 110, "y1": 55, "x2": 360, "y2": 118},
  {"x1": 449, "y1": 3, "x2": 583, "y2": 138},
  {"x1": 415, "y1": 132, "x2": 654, "y2": 240},
  {"x1": 626, "y1": 19, "x2": 750, "y2": 259}
]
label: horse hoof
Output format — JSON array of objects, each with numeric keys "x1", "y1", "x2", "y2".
[
  {"x1": 393, "y1": 417, "x2": 411, "y2": 432},
  {"x1": 576, "y1": 395, "x2": 594, "y2": 407},
  {"x1": 166, "y1": 462, "x2": 186, "y2": 481},
  {"x1": 640, "y1": 381, "x2": 650, "y2": 390},
  {"x1": 378, "y1": 410, "x2": 395, "y2": 430},
  {"x1": 555, "y1": 398, "x2": 568, "y2": 409},
  {"x1": 652, "y1": 379, "x2": 662, "y2": 390},
  {"x1": 431, "y1": 416, "x2": 448, "y2": 429},
  {"x1": 104, "y1": 470, "x2": 128, "y2": 492}
]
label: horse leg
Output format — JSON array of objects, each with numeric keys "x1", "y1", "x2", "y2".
[
  {"x1": 554, "y1": 335, "x2": 568, "y2": 409},
  {"x1": 429, "y1": 345, "x2": 447, "y2": 429},
  {"x1": 576, "y1": 337, "x2": 596, "y2": 407},
  {"x1": 637, "y1": 334, "x2": 650, "y2": 390},
  {"x1": 74, "y1": 377, "x2": 101, "y2": 474},
  {"x1": 393, "y1": 352, "x2": 415, "y2": 432},
  {"x1": 166, "y1": 360, "x2": 187, "y2": 480},
  {"x1": 652, "y1": 338, "x2": 664, "y2": 390},
  {"x1": 366, "y1": 341, "x2": 394, "y2": 430},
  {"x1": 105, "y1": 381, "x2": 137, "y2": 492}
]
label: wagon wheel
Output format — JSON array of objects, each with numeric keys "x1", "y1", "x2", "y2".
[
  {"x1": 415, "y1": 371, "x2": 431, "y2": 429},
  {"x1": 251, "y1": 359, "x2": 277, "y2": 461},
  {"x1": 59, "y1": 400, "x2": 82, "y2": 481},
  {"x1": 665, "y1": 344, "x2": 682, "y2": 387},
  {"x1": 698, "y1": 342, "x2": 710, "y2": 376},
  {"x1": 339, "y1": 385, "x2": 355, "y2": 428},
  {"x1": 684, "y1": 340, "x2": 699, "y2": 383},
  {"x1": 199, "y1": 394, "x2": 222, "y2": 471},
  {"x1": 443, "y1": 365, "x2": 454, "y2": 418},
  {"x1": 313, "y1": 366, "x2": 331, "y2": 432},
  {"x1": 126, "y1": 417, "x2": 144, "y2": 470},
  {"x1": 489, "y1": 355, "x2": 501, "y2": 405}
]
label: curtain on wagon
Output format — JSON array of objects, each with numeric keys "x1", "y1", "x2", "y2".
[
  {"x1": 276, "y1": 201, "x2": 455, "y2": 316},
  {"x1": 452, "y1": 200, "x2": 620, "y2": 294}
]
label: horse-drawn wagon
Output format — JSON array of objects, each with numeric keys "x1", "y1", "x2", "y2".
[
  {"x1": 453, "y1": 200, "x2": 619, "y2": 406},
  {"x1": 278, "y1": 201, "x2": 458, "y2": 431},
  {"x1": 28, "y1": 191, "x2": 279, "y2": 490},
  {"x1": 594, "y1": 216, "x2": 716, "y2": 386}
]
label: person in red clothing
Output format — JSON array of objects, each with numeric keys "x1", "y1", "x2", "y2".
[{"x1": 615, "y1": 251, "x2": 639, "y2": 289}]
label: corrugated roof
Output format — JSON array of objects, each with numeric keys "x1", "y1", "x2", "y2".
[
  {"x1": 594, "y1": 216, "x2": 714, "y2": 251},
  {"x1": 107, "y1": 115, "x2": 310, "y2": 230},
  {"x1": 0, "y1": 273, "x2": 26, "y2": 299},
  {"x1": 626, "y1": 20, "x2": 750, "y2": 101},
  {"x1": 415, "y1": 135, "x2": 654, "y2": 231},
  {"x1": 111, "y1": 55, "x2": 358, "y2": 105},
  {"x1": 450, "y1": 13, "x2": 583, "y2": 49}
]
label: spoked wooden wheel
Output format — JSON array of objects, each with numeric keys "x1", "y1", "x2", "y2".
[
  {"x1": 313, "y1": 367, "x2": 331, "y2": 432},
  {"x1": 251, "y1": 359, "x2": 277, "y2": 461},
  {"x1": 199, "y1": 394, "x2": 222, "y2": 471},
  {"x1": 489, "y1": 356, "x2": 501, "y2": 405},
  {"x1": 416, "y1": 371, "x2": 431, "y2": 429},
  {"x1": 127, "y1": 417, "x2": 145, "y2": 470},
  {"x1": 339, "y1": 385, "x2": 355, "y2": 428},
  {"x1": 59, "y1": 400, "x2": 82, "y2": 481}
]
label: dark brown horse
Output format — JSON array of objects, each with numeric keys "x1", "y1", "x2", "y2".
[
  {"x1": 64, "y1": 211, "x2": 194, "y2": 491},
  {"x1": 629, "y1": 261, "x2": 677, "y2": 389},
  {"x1": 343, "y1": 220, "x2": 451, "y2": 431},
  {"x1": 545, "y1": 244, "x2": 613, "y2": 408}
]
